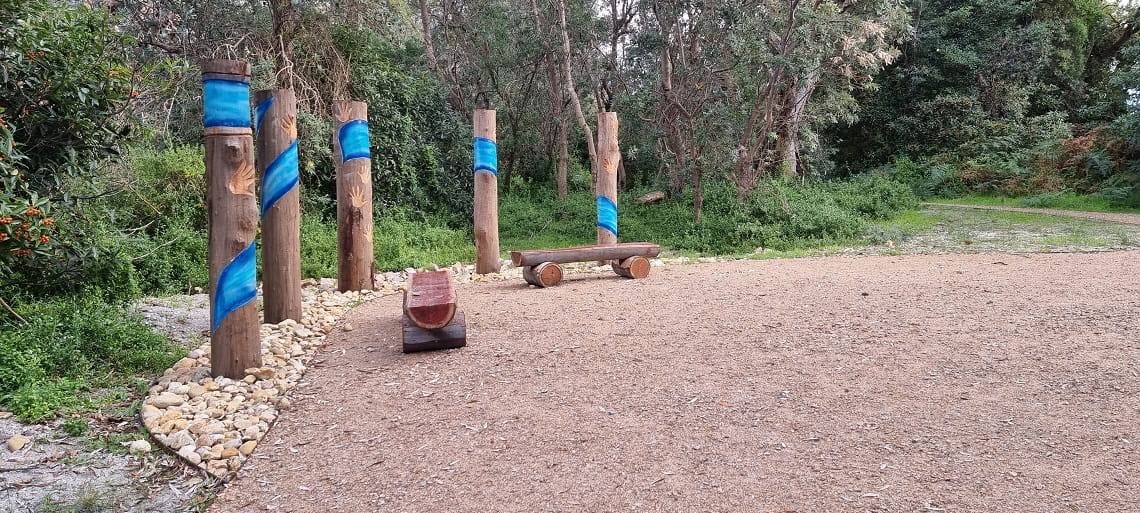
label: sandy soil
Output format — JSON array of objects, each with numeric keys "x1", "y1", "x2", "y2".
[
  {"x1": 209, "y1": 252, "x2": 1140, "y2": 513},
  {"x1": 929, "y1": 203, "x2": 1140, "y2": 225}
]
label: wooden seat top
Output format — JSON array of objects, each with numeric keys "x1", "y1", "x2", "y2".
[{"x1": 510, "y1": 242, "x2": 660, "y2": 267}]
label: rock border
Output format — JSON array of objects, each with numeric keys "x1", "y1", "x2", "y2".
[{"x1": 139, "y1": 259, "x2": 681, "y2": 480}]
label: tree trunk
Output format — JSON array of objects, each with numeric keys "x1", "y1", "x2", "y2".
[
  {"x1": 556, "y1": 0, "x2": 598, "y2": 186},
  {"x1": 780, "y1": 71, "x2": 818, "y2": 179},
  {"x1": 693, "y1": 157, "x2": 703, "y2": 224},
  {"x1": 418, "y1": 0, "x2": 440, "y2": 73},
  {"x1": 531, "y1": 0, "x2": 570, "y2": 200},
  {"x1": 268, "y1": 0, "x2": 292, "y2": 87}
]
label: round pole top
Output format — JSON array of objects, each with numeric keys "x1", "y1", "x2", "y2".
[{"x1": 201, "y1": 59, "x2": 251, "y2": 78}]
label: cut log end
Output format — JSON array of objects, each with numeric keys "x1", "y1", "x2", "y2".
[
  {"x1": 404, "y1": 271, "x2": 457, "y2": 329},
  {"x1": 523, "y1": 262, "x2": 564, "y2": 288},
  {"x1": 613, "y1": 256, "x2": 651, "y2": 279}
]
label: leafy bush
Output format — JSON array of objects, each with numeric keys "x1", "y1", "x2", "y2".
[
  {"x1": 0, "y1": 1, "x2": 142, "y2": 301},
  {"x1": 0, "y1": 296, "x2": 183, "y2": 421},
  {"x1": 502, "y1": 178, "x2": 918, "y2": 255},
  {"x1": 332, "y1": 26, "x2": 473, "y2": 222},
  {"x1": 109, "y1": 145, "x2": 209, "y2": 294},
  {"x1": 0, "y1": 0, "x2": 135, "y2": 193}
]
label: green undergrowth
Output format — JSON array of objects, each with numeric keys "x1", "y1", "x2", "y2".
[
  {"x1": 292, "y1": 176, "x2": 920, "y2": 273},
  {"x1": 928, "y1": 193, "x2": 1140, "y2": 214},
  {"x1": 0, "y1": 296, "x2": 183, "y2": 421}
]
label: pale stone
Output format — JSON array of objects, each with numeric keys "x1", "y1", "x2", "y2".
[
  {"x1": 128, "y1": 440, "x2": 152, "y2": 454},
  {"x1": 140, "y1": 405, "x2": 162, "y2": 422},
  {"x1": 202, "y1": 421, "x2": 226, "y2": 435},
  {"x1": 241, "y1": 426, "x2": 260, "y2": 440},
  {"x1": 342, "y1": 323, "x2": 354, "y2": 332},
  {"x1": 177, "y1": 445, "x2": 201, "y2": 465},
  {"x1": 188, "y1": 420, "x2": 209, "y2": 435},
  {"x1": 206, "y1": 459, "x2": 228, "y2": 476},
  {"x1": 159, "y1": 410, "x2": 183, "y2": 422},
  {"x1": 151, "y1": 421, "x2": 175, "y2": 436},
  {"x1": 241, "y1": 375, "x2": 256, "y2": 384},
  {"x1": 7, "y1": 434, "x2": 30, "y2": 451},
  {"x1": 246, "y1": 367, "x2": 275, "y2": 380},
  {"x1": 167, "y1": 430, "x2": 195, "y2": 450},
  {"x1": 238, "y1": 440, "x2": 257, "y2": 456},
  {"x1": 277, "y1": 397, "x2": 292, "y2": 409},
  {"x1": 222, "y1": 438, "x2": 243, "y2": 449},
  {"x1": 221, "y1": 447, "x2": 239, "y2": 459},
  {"x1": 202, "y1": 445, "x2": 224, "y2": 460},
  {"x1": 149, "y1": 393, "x2": 185, "y2": 408},
  {"x1": 195, "y1": 434, "x2": 222, "y2": 448},
  {"x1": 187, "y1": 383, "x2": 207, "y2": 398}
]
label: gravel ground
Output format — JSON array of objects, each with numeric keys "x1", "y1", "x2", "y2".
[{"x1": 207, "y1": 251, "x2": 1140, "y2": 513}]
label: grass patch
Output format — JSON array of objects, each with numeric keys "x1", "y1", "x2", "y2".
[
  {"x1": 928, "y1": 193, "x2": 1140, "y2": 214},
  {"x1": 0, "y1": 296, "x2": 184, "y2": 421}
]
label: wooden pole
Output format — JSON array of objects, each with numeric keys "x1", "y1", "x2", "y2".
[
  {"x1": 254, "y1": 88, "x2": 301, "y2": 323},
  {"x1": 203, "y1": 59, "x2": 262, "y2": 378},
  {"x1": 473, "y1": 110, "x2": 500, "y2": 274},
  {"x1": 332, "y1": 100, "x2": 374, "y2": 291},
  {"x1": 597, "y1": 111, "x2": 620, "y2": 249}
]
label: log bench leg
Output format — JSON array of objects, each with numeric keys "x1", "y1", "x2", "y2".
[
  {"x1": 523, "y1": 261, "x2": 564, "y2": 287},
  {"x1": 612, "y1": 256, "x2": 651, "y2": 279},
  {"x1": 403, "y1": 312, "x2": 466, "y2": 353}
]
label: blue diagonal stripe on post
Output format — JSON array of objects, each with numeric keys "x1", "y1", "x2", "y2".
[
  {"x1": 261, "y1": 140, "x2": 299, "y2": 217},
  {"x1": 254, "y1": 96, "x2": 274, "y2": 136},
  {"x1": 473, "y1": 137, "x2": 497, "y2": 176},
  {"x1": 597, "y1": 196, "x2": 618, "y2": 237},
  {"x1": 211, "y1": 242, "x2": 257, "y2": 332},
  {"x1": 338, "y1": 120, "x2": 371, "y2": 163},
  {"x1": 203, "y1": 79, "x2": 251, "y2": 128}
]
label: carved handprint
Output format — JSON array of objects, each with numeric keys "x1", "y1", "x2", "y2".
[
  {"x1": 281, "y1": 114, "x2": 297, "y2": 139},
  {"x1": 228, "y1": 161, "x2": 255, "y2": 196},
  {"x1": 349, "y1": 185, "x2": 367, "y2": 208}
]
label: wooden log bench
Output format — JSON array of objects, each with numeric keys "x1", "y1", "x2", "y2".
[
  {"x1": 402, "y1": 270, "x2": 466, "y2": 353},
  {"x1": 510, "y1": 242, "x2": 661, "y2": 288}
]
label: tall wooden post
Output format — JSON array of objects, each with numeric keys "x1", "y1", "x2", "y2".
[
  {"x1": 254, "y1": 89, "x2": 301, "y2": 323},
  {"x1": 203, "y1": 59, "x2": 261, "y2": 378},
  {"x1": 332, "y1": 100, "x2": 374, "y2": 291},
  {"x1": 473, "y1": 110, "x2": 500, "y2": 274},
  {"x1": 597, "y1": 111, "x2": 620, "y2": 248}
]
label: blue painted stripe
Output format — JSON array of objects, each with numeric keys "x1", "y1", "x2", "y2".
[
  {"x1": 338, "y1": 120, "x2": 371, "y2": 163},
  {"x1": 211, "y1": 242, "x2": 257, "y2": 332},
  {"x1": 261, "y1": 140, "x2": 299, "y2": 216},
  {"x1": 254, "y1": 95, "x2": 274, "y2": 136},
  {"x1": 473, "y1": 137, "x2": 497, "y2": 176},
  {"x1": 597, "y1": 196, "x2": 618, "y2": 237},
  {"x1": 203, "y1": 79, "x2": 251, "y2": 128}
]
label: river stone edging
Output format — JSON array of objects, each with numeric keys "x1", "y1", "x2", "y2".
[{"x1": 137, "y1": 259, "x2": 683, "y2": 480}]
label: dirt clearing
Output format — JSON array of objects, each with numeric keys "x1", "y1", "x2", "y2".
[{"x1": 209, "y1": 251, "x2": 1139, "y2": 513}]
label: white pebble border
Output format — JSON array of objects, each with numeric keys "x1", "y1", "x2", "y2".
[{"x1": 140, "y1": 258, "x2": 688, "y2": 479}]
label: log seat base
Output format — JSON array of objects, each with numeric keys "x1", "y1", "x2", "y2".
[
  {"x1": 402, "y1": 311, "x2": 466, "y2": 353},
  {"x1": 516, "y1": 243, "x2": 659, "y2": 288}
]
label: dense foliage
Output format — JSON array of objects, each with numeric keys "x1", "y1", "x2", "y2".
[
  {"x1": 837, "y1": 0, "x2": 1140, "y2": 203},
  {"x1": 0, "y1": 0, "x2": 1137, "y2": 421}
]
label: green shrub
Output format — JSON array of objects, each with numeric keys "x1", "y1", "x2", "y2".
[
  {"x1": 0, "y1": 296, "x2": 183, "y2": 421},
  {"x1": 62, "y1": 417, "x2": 90, "y2": 436}
]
